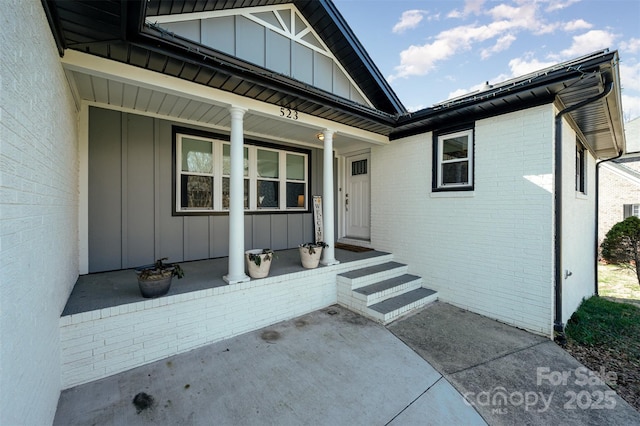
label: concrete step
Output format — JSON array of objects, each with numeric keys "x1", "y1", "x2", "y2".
[
  {"x1": 367, "y1": 288, "x2": 438, "y2": 324},
  {"x1": 337, "y1": 261, "x2": 408, "y2": 290},
  {"x1": 353, "y1": 274, "x2": 423, "y2": 305}
]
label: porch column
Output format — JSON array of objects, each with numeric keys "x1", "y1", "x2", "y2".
[
  {"x1": 224, "y1": 106, "x2": 250, "y2": 284},
  {"x1": 321, "y1": 129, "x2": 340, "y2": 266}
]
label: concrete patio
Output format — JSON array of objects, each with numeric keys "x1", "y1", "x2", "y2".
[{"x1": 54, "y1": 302, "x2": 640, "y2": 425}]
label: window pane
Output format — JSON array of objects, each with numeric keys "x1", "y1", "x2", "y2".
[
  {"x1": 223, "y1": 144, "x2": 248, "y2": 176},
  {"x1": 442, "y1": 161, "x2": 468, "y2": 185},
  {"x1": 182, "y1": 138, "x2": 213, "y2": 173},
  {"x1": 222, "y1": 177, "x2": 249, "y2": 209},
  {"x1": 181, "y1": 175, "x2": 213, "y2": 209},
  {"x1": 286, "y1": 182, "x2": 305, "y2": 208},
  {"x1": 443, "y1": 136, "x2": 468, "y2": 161},
  {"x1": 257, "y1": 180, "x2": 279, "y2": 208},
  {"x1": 286, "y1": 154, "x2": 305, "y2": 180},
  {"x1": 258, "y1": 149, "x2": 279, "y2": 178}
]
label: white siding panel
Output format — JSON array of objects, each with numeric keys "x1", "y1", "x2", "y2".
[{"x1": 371, "y1": 104, "x2": 555, "y2": 336}]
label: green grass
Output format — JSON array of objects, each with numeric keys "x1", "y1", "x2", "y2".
[
  {"x1": 598, "y1": 263, "x2": 640, "y2": 300},
  {"x1": 565, "y1": 296, "x2": 640, "y2": 360}
]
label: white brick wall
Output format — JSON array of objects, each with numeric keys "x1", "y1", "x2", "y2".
[
  {"x1": 371, "y1": 105, "x2": 555, "y2": 336},
  {"x1": 1, "y1": 1, "x2": 79, "y2": 424},
  {"x1": 560, "y1": 118, "x2": 597, "y2": 325},
  {"x1": 59, "y1": 256, "x2": 386, "y2": 388}
]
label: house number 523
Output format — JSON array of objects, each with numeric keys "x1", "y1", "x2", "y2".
[{"x1": 280, "y1": 107, "x2": 298, "y2": 120}]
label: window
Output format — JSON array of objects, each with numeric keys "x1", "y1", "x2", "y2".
[
  {"x1": 175, "y1": 132, "x2": 308, "y2": 213},
  {"x1": 576, "y1": 142, "x2": 586, "y2": 194},
  {"x1": 434, "y1": 129, "x2": 474, "y2": 190},
  {"x1": 624, "y1": 204, "x2": 640, "y2": 219}
]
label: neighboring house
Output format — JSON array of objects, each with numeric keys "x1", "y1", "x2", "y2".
[
  {"x1": 1, "y1": 0, "x2": 627, "y2": 424},
  {"x1": 598, "y1": 118, "x2": 640, "y2": 245}
]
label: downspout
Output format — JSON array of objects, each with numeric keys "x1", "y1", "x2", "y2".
[
  {"x1": 553, "y1": 80, "x2": 614, "y2": 333},
  {"x1": 594, "y1": 150, "x2": 623, "y2": 296}
]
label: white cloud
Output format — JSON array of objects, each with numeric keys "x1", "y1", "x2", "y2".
[
  {"x1": 620, "y1": 61, "x2": 640, "y2": 92},
  {"x1": 563, "y1": 19, "x2": 592, "y2": 32},
  {"x1": 481, "y1": 34, "x2": 517, "y2": 59},
  {"x1": 620, "y1": 38, "x2": 640, "y2": 54},
  {"x1": 622, "y1": 94, "x2": 640, "y2": 126},
  {"x1": 555, "y1": 30, "x2": 616, "y2": 59},
  {"x1": 447, "y1": 0, "x2": 485, "y2": 18},
  {"x1": 390, "y1": 1, "x2": 551, "y2": 80},
  {"x1": 508, "y1": 56, "x2": 556, "y2": 77},
  {"x1": 393, "y1": 10, "x2": 427, "y2": 34},
  {"x1": 545, "y1": 0, "x2": 581, "y2": 12}
]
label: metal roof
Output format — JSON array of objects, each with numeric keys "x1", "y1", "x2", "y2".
[
  {"x1": 391, "y1": 50, "x2": 626, "y2": 158},
  {"x1": 42, "y1": 0, "x2": 404, "y2": 136},
  {"x1": 42, "y1": 1, "x2": 626, "y2": 157}
]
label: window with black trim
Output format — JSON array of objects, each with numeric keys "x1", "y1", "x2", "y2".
[
  {"x1": 433, "y1": 129, "x2": 474, "y2": 190},
  {"x1": 175, "y1": 132, "x2": 308, "y2": 213},
  {"x1": 576, "y1": 141, "x2": 586, "y2": 194}
]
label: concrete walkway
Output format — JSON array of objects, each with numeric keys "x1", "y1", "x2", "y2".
[
  {"x1": 388, "y1": 302, "x2": 640, "y2": 425},
  {"x1": 54, "y1": 302, "x2": 640, "y2": 425}
]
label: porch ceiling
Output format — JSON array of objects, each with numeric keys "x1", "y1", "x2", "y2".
[{"x1": 65, "y1": 67, "x2": 382, "y2": 153}]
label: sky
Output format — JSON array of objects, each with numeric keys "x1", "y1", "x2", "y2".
[{"x1": 333, "y1": 0, "x2": 640, "y2": 124}]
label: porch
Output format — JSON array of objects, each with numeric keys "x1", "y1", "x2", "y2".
[{"x1": 60, "y1": 248, "x2": 437, "y2": 389}]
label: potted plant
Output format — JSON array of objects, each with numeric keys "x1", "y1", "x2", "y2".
[
  {"x1": 298, "y1": 242, "x2": 328, "y2": 269},
  {"x1": 136, "y1": 258, "x2": 184, "y2": 298},
  {"x1": 245, "y1": 248, "x2": 274, "y2": 278}
]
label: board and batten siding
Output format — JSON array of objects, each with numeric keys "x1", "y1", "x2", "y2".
[
  {"x1": 161, "y1": 14, "x2": 367, "y2": 106},
  {"x1": 371, "y1": 104, "x2": 556, "y2": 336},
  {"x1": 88, "y1": 106, "x2": 317, "y2": 273}
]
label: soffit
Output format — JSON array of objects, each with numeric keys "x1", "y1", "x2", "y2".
[
  {"x1": 66, "y1": 68, "x2": 380, "y2": 153},
  {"x1": 44, "y1": 0, "x2": 401, "y2": 139}
]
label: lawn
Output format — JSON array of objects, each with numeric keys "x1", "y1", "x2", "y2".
[
  {"x1": 598, "y1": 263, "x2": 640, "y2": 304},
  {"x1": 563, "y1": 264, "x2": 640, "y2": 411}
]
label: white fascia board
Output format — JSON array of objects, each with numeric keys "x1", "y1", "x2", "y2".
[{"x1": 60, "y1": 50, "x2": 388, "y2": 145}]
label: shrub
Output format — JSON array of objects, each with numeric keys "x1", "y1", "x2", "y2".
[{"x1": 601, "y1": 216, "x2": 640, "y2": 286}]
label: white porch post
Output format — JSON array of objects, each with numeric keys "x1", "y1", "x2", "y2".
[
  {"x1": 321, "y1": 129, "x2": 340, "y2": 266},
  {"x1": 224, "y1": 106, "x2": 250, "y2": 284}
]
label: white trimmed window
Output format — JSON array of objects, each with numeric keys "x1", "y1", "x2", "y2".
[
  {"x1": 434, "y1": 129, "x2": 474, "y2": 190},
  {"x1": 624, "y1": 204, "x2": 640, "y2": 218},
  {"x1": 576, "y1": 142, "x2": 586, "y2": 194},
  {"x1": 176, "y1": 133, "x2": 308, "y2": 213}
]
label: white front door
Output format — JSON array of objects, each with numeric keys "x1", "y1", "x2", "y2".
[{"x1": 345, "y1": 153, "x2": 371, "y2": 240}]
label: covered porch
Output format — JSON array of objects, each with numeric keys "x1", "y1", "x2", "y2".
[
  {"x1": 59, "y1": 247, "x2": 437, "y2": 389},
  {"x1": 62, "y1": 247, "x2": 384, "y2": 316}
]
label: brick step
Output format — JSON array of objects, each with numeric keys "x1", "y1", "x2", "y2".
[
  {"x1": 337, "y1": 261, "x2": 408, "y2": 290},
  {"x1": 367, "y1": 288, "x2": 438, "y2": 324},
  {"x1": 353, "y1": 274, "x2": 423, "y2": 304}
]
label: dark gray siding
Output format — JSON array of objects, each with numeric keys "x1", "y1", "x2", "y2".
[{"x1": 88, "y1": 106, "x2": 315, "y2": 272}]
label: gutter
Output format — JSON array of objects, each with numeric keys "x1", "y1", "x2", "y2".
[
  {"x1": 594, "y1": 150, "x2": 624, "y2": 296},
  {"x1": 553, "y1": 80, "x2": 614, "y2": 332}
]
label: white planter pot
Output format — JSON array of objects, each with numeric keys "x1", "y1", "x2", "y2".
[
  {"x1": 299, "y1": 246, "x2": 323, "y2": 269},
  {"x1": 245, "y1": 249, "x2": 273, "y2": 278}
]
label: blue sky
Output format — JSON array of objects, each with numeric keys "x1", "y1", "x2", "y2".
[{"x1": 333, "y1": 0, "x2": 640, "y2": 123}]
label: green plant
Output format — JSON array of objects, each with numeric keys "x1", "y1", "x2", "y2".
[
  {"x1": 300, "y1": 242, "x2": 328, "y2": 255},
  {"x1": 247, "y1": 249, "x2": 274, "y2": 266},
  {"x1": 138, "y1": 258, "x2": 184, "y2": 280},
  {"x1": 566, "y1": 296, "x2": 640, "y2": 360},
  {"x1": 600, "y1": 216, "x2": 640, "y2": 286}
]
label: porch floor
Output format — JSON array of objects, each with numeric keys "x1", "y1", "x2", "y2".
[{"x1": 62, "y1": 248, "x2": 387, "y2": 316}]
